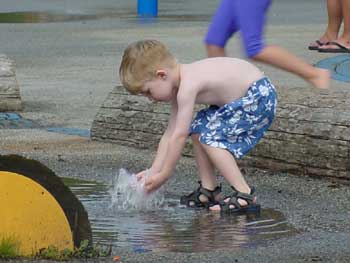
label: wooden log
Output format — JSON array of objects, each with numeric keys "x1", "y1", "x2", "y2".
[
  {"x1": 0, "y1": 54, "x2": 22, "y2": 111},
  {"x1": 91, "y1": 86, "x2": 350, "y2": 180}
]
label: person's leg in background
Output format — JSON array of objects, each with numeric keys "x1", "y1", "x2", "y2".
[
  {"x1": 340, "y1": 0, "x2": 350, "y2": 45},
  {"x1": 320, "y1": 0, "x2": 350, "y2": 50},
  {"x1": 205, "y1": 0, "x2": 237, "y2": 57},
  {"x1": 236, "y1": 0, "x2": 330, "y2": 89},
  {"x1": 309, "y1": 0, "x2": 342, "y2": 50}
]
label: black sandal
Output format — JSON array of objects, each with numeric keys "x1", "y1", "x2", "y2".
[
  {"x1": 180, "y1": 181, "x2": 221, "y2": 208},
  {"x1": 211, "y1": 186, "x2": 260, "y2": 213}
]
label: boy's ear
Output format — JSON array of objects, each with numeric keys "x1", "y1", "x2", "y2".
[{"x1": 156, "y1": 69, "x2": 167, "y2": 79}]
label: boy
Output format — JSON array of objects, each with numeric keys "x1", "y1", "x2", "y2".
[
  {"x1": 205, "y1": 0, "x2": 330, "y2": 89},
  {"x1": 119, "y1": 40, "x2": 304, "y2": 212}
]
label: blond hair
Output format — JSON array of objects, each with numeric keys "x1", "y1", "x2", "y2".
[{"x1": 119, "y1": 40, "x2": 177, "y2": 94}]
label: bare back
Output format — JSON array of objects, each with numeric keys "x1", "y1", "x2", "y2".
[{"x1": 179, "y1": 57, "x2": 264, "y2": 107}]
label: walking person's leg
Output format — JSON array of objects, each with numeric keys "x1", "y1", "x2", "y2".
[
  {"x1": 253, "y1": 46, "x2": 330, "y2": 89},
  {"x1": 319, "y1": 0, "x2": 350, "y2": 52},
  {"x1": 235, "y1": 0, "x2": 330, "y2": 89},
  {"x1": 341, "y1": 0, "x2": 350, "y2": 43},
  {"x1": 309, "y1": 0, "x2": 342, "y2": 49},
  {"x1": 205, "y1": 0, "x2": 238, "y2": 57}
]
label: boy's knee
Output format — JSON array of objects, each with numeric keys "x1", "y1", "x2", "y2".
[{"x1": 191, "y1": 133, "x2": 200, "y2": 142}]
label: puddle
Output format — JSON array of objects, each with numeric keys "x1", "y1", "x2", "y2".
[
  {"x1": 0, "y1": 113, "x2": 89, "y2": 137},
  {"x1": 63, "y1": 177, "x2": 299, "y2": 253},
  {"x1": 0, "y1": 11, "x2": 209, "y2": 24},
  {"x1": 0, "y1": 12, "x2": 96, "y2": 23},
  {"x1": 0, "y1": 112, "x2": 37, "y2": 129}
]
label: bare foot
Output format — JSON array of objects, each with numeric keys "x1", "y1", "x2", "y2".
[
  {"x1": 318, "y1": 38, "x2": 350, "y2": 51},
  {"x1": 308, "y1": 32, "x2": 337, "y2": 49},
  {"x1": 308, "y1": 68, "x2": 331, "y2": 89}
]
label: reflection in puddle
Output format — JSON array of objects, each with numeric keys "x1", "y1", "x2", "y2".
[{"x1": 63, "y1": 178, "x2": 298, "y2": 253}]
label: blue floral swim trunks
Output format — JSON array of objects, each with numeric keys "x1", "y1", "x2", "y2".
[{"x1": 190, "y1": 77, "x2": 277, "y2": 159}]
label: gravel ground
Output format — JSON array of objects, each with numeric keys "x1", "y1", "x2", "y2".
[{"x1": 1, "y1": 129, "x2": 350, "y2": 263}]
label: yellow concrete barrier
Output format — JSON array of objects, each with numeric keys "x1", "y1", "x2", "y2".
[{"x1": 0, "y1": 171, "x2": 74, "y2": 255}]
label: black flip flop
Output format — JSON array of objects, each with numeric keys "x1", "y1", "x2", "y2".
[
  {"x1": 308, "y1": 40, "x2": 326, "y2": 51},
  {"x1": 318, "y1": 41, "x2": 350, "y2": 53}
]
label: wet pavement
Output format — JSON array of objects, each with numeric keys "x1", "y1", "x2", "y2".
[
  {"x1": 64, "y1": 177, "x2": 298, "y2": 253},
  {"x1": 1, "y1": 0, "x2": 350, "y2": 262},
  {"x1": 1, "y1": 132, "x2": 350, "y2": 262}
]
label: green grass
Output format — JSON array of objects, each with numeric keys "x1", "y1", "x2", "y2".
[
  {"x1": 0, "y1": 236, "x2": 110, "y2": 260},
  {"x1": 34, "y1": 240, "x2": 111, "y2": 261},
  {"x1": 0, "y1": 235, "x2": 20, "y2": 258}
]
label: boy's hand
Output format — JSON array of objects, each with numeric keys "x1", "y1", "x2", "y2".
[
  {"x1": 144, "y1": 172, "x2": 168, "y2": 194},
  {"x1": 135, "y1": 170, "x2": 147, "y2": 181}
]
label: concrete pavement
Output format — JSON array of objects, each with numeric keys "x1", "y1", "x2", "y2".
[{"x1": 1, "y1": 0, "x2": 350, "y2": 262}]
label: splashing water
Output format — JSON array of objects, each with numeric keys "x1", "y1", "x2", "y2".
[{"x1": 110, "y1": 168, "x2": 165, "y2": 210}]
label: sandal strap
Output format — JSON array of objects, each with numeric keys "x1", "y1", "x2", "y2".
[
  {"x1": 199, "y1": 183, "x2": 221, "y2": 201},
  {"x1": 228, "y1": 186, "x2": 257, "y2": 205},
  {"x1": 219, "y1": 198, "x2": 241, "y2": 212},
  {"x1": 181, "y1": 181, "x2": 221, "y2": 207},
  {"x1": 210, "y1": 186, "x2": 258, "y2": 212}
]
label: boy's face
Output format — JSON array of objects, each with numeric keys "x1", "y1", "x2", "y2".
[{"x1": 140, "y1": 70, "x2": 176, "y2": 102}]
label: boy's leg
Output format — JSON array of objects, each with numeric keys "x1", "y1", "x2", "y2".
[
  {"x1": 201, "y1": 144, "x2": 250, "y2": 194},
  {"x1": 180, "y1": 134, "x2": 221, "y2": 206},
  {"x1": 204, "y1": 0, "x2": 238, "y2": 57},
  {"x1": 191, "y1": 134, "x2": 217, "y2": 191},
  {"x1": 201, "y1": 144, "x2": 254, "y2": 210}
]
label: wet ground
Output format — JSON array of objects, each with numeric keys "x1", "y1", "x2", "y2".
[
  {"x1": 1, "y1": 132, "x2": 350, "y2": 262},
  {"x1": 64, "y1": 177, "x2": 298, "y2": 253},
  {"x1": 1, "y1": 0, "x2": 350, "y2": 262}
]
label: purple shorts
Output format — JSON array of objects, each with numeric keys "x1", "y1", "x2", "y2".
[{"x1": 205, "y1": 0, "x2": 272, "y2": 58}]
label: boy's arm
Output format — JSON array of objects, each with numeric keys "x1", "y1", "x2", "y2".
[
  {"x1": 144, "y1": 89, "x2": 196, "y2": 192},
  {"x1": 149, "y1": 100, "x2": 178, "y2": 173}
]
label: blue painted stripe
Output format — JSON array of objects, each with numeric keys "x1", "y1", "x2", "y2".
[
  {"x1": 47, "y1": 127, "x2": 90, "y2": 138},
  {"x1": 0, "y1": 112, "x2": 21, "y2": 120},
  {"x1": 316, "y1": 55, "x2": 350, "y2": 82}
]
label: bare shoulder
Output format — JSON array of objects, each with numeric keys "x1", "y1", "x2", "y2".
[
  {"x1": 178, "y1": 65, "x2": 201, "y2": 100},
  {"x1": 177, "y1": 80, "x2": 198, "y2": 105}
]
